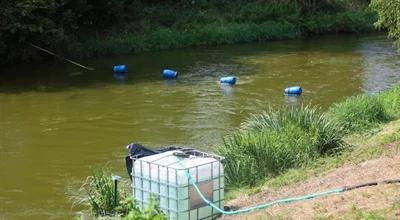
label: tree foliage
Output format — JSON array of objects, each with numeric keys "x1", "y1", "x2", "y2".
[
  {"x1": 0, "y1": 0, "x2": 62, "y2": 63},
  {"x1": 0, "y1": 0, "x2": 374, "y2": 65},
  {"x1": 0, "y1": 0, "x2": 128, "y2": 64},
  {"x1": 370, "y1": 0, "x2": 400, "y2": 48}
]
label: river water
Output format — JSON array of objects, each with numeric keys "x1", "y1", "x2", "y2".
[{"x1": 1, "y1": 34, "x2": 400, "y2": 219}]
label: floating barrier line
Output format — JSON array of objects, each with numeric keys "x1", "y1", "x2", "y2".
[
  {"x1": 176, "y1": 155, "x2": 400, "y2": 216},
  {"x1": 30, "y1": 43, "x2": 95, "y2": 71}
]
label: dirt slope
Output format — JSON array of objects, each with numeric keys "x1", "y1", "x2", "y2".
[{"x1": 223, "y1": 155, "x2": 400, "y2": 219}]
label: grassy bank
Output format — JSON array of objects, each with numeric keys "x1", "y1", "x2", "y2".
[
  {"x1": 1, "y1": 0, "x2": 376, "y2": 65},
  {"x1": 225, "y1": 119, "x2": 400, "y2": 200},
  {"x1": 219, "y1": 105, "x2": 344, "y2": 187},
  {"x1": 67, "y1": 22, "x2": 301, "y2": 58},
  {"x1": 223, "y1": 119, "x2": 400, "y2": 219},
  {"x1": 220, "y1": 84, "x2": 400, "y2": 189},
  {"x1": 222, "y1": 85, "x2": 400, "y2": 219},
  {"x1": 67, "y1": 6, "x2": 376, "y2": 59}
]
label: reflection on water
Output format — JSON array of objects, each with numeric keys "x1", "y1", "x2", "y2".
[
  {"x1": 358, "y1": 35, "x2": 400, "y2": 92},
  {"x1": 113, "y1": 73, "x2": 128, "y2": 82},
  {"x1": 284, "y1": 95, "x2": 302, "y2": 106},
  {"x1": 0, "y1": 33, "x2": 400, "y2": 219},
  {"x1": 164, "y1": 79, "x2": 178, "y2": 87},
  {"x1": 220, "y1": 84, "x2": 235, "y2": 97}
]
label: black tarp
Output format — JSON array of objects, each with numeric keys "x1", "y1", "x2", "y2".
[{"x1": 125, "y1": 143, "x2": 184, "y2": 181}]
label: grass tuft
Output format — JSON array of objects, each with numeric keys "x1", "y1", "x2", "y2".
[
  {"x1": 219, "y1": 105, "x2": 344, "y2": 187},
  {"x1": 82, "y1": 169, "x2": 119, "y2": 217},
  {"x1": 379, "y1": 85, "x2": 400, "y2": 119},
  {"x1": 74, "y1": 168, "x2": 166, "y2": 219},
  {"x1": 328, "y1": 94, "x2": 388, "y2": 134}
]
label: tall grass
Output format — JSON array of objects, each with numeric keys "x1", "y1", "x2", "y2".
[
  {"x1": 76, "y1": 169, "x2": 166, "y2": 219},
  {"x1": 3, "y1": 0, "x2": 375, "y2": 65},
  {"x1": 82, "y1": 169, "x2": 119, "y2": 217},
  {"x1": 221, "y1": 85, "x2": 400, "y2": 187},
  {"x1": 67, "y1": 21, "x2": 301, "y2": 59},
  {"x1": 67, "y1": 9, "x2": 374, "y2": 59},
  {"x1": 220, "y1": 125, "x2": 318, "y2": 186},
  {"x1": 219, "y1": 105, "x2": 344, "y2": 187},
  {"x1": 241, "y1": 105, "x2": 344, "y2": 154},
  {"x1": 328, "y1": 94, "x2": 388, "y2": 133},
  {"x1": 64, "y1": 0, "x2": 374, "y2": 59},
  {"x1": 379, "y1": 85, "x2": 400, "y2": 119}
]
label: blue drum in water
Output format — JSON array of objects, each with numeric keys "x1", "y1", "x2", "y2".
[
  {"x1": 163, "y1": 69, "x2": 178, "y2": 79},
  {"x1": 284, "y1": 86, "x2": 302, "y2": 95},
  {"x1": 220, "y1": 76, "x2": 236, "y2": 85},
  {"x1": 113, "y1": 65, "x2": 128, "y2": 74}
]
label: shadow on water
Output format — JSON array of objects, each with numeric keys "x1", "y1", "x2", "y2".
[{"x1": 0, "y1": 33, "x2": 370, "y2": 94}]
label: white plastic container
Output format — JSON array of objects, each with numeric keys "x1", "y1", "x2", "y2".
[{"x1": 132, "y1": 150, "x2": 224, "y2": 220}]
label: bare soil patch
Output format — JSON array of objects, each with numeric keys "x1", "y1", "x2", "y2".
[{"x1": 223, "y1": 154, "x2": 400, "y2": 219}]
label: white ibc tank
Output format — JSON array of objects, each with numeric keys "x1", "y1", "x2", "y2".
[{"x1": 132, "y1": 150, "x2": 224, "y2": 220}]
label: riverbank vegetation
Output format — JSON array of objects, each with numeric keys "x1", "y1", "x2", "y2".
[
  {"x1": 371, "y1": 0, "x2": 400, "y2": 49},
  {"x1": 225, "y1": 119, "x2": 400, "y2": 219},
  {"x1": 80, "y1": 85, "x2": 400, "y2": 219},
  {"x1": 1, "y1": 0, "x2": 375, "y2": 66},
  {"x1": 220, "y1": 84, "x2": 400, "y2": 187},
  {"x1": 75, "y1": 169, "x2": 166, "y2": 219},
  {"x1": 328, "y1": 94, "x2": 388, "y2": 133},
  {"x1": 219, "y1": 106, "x2": 344, "y2": 186},
  {"x1": 79, "y1": 85, "x2": 400, "y2": 218}
]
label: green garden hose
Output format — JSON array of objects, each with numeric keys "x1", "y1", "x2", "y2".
[{"x1": 176, "y1": 155, "x2": 400, "y2": 216}]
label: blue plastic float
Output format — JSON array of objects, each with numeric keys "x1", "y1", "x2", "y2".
[
  {"x1": 163, "y1": 69, "x2": 178, "y2": 79},
  {"x1": 284, "y1": 86, "x2": 302, "y2": 95},
  {"x1": 113, "y1": 65, "x2": 128, "y2": 74},
  {"x1": 220, "y1": 76, "x2": 236, "y2": 85}
]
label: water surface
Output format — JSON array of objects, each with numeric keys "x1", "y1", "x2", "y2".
[{"x1": 1, "y1": 34, "x2": 400, "y2": 219}]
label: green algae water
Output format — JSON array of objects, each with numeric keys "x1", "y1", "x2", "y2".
[{"x1": 1, "y1": 34, "x2": 400, "y2": 219}]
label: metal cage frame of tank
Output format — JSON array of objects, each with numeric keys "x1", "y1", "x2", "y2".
[{"x1": 131, "y1": 149, "x2": 225, "y2": 220}]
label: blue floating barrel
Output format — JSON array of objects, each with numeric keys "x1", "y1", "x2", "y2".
[
  {"x1": 113, "y1": 65, "x2": 128, "y2": 74},
  {"x1": 284, "y1": 86, "x2": 302, "y2": 95},
  {"x1": 162, "y1": 69, "x2": 178, "y2": 79},
  {"x1": 220, "y1": 76, "x2": 236, "y2": 85}
]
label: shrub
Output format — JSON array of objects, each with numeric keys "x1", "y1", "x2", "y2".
[
  {"x1": 303, "y1": 10, "x2": 375, "y2": 34},
  {"x1": 122, "y1": 196, "x2": 166, "y2": 220},
  {"x1": 328, "y1": 94, "x2": 388, "y2": 133},
  {"x1": 219, "y1": 105, "x2": 344, "y2": 186}
]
